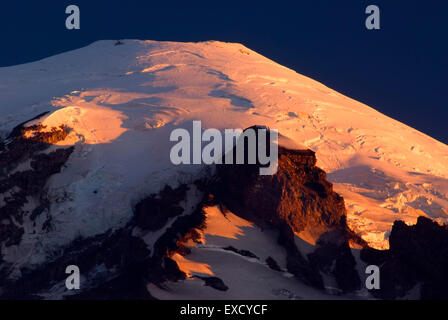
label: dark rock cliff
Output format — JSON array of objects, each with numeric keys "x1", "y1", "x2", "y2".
[
  {"x1": 213, "y1": 130, "x2": 366, "y2": 291},
  {"x1": 216, "y1": 146, "x2": 354, "y2": 243},
  {"x1": 361, "y1": 216, "x2": 448, "y2": 300}
]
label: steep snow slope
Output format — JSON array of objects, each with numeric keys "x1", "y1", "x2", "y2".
[
  {"x1": 1, "y1": 40, "x2": 448, "y2": 255},
  {"x1": 148, "y1": 205, "x2": 346, "y2": 300}
]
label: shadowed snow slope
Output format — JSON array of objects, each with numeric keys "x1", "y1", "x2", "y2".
[{"x1": 1, "y1": 40, "x2": 448, "y2": 254}]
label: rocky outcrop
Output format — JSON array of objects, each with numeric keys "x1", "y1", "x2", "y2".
[
  {"x1": 308, "y1": 229, "x2": 361, "y2": 293},
  {"x1": 223, "y1": 246, "x2": 259, "y2": 259},
  {"x1": 65, "y1": 182, "x2": 207, "y2": 299},
  {"x1": 1, "y1": 227, "x2": 151, "y2": 299},
  {"x1": 361, "y1": 216, "x2": 448, "y2": 300},
  {"x1": 0, "y1": 115, "x2": 74, "y2": 254},
  {"x1": 0, "y1": 181, "x2": 203, "y2": 299},
  {"x1": 266, "y1": 257, "x2": 282, "y2": 272},
  {"x1": 213, "y1": 129, "x2": 366, "y2": 291},
  {"x1": 216, "y1": 146, "x2": 358, "y2": 243},
  {"x1": 134, "y1": 185, "x2": 188, "y2": 232},
  {"x1": 195, "y1": 276, "x2": 229, "y2": 291}
]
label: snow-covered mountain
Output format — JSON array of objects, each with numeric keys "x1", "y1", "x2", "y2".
[{"x1": 1, "y1": 40, "x2": 448, "y2": 299}]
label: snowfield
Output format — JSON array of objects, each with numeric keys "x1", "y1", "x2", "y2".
[
  {"x1": 148, "y1": 205, "x2": 347, "y2": 300},
  {"x1": 1, "y1": 39, "x2": 448, "y2": 265}
]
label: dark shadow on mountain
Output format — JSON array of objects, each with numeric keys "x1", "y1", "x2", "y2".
[{"x1": 209, "y1": 89, "x2": 254, "y2": 110}]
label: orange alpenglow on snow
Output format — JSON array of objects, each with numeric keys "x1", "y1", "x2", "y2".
[{"x1": 1, "y1": 40, "x2": 447, "y2": 252}]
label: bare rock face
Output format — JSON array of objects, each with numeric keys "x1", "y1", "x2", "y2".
[
  {"x1": 308, "y1": 229, "x2": 361, "y2": 293},
  {"x1": 216, "y1": 146, "x2": 349, "y2": 241},
  {"x1": 0, "y1": 182, "x2": 197, "y2": 299},
  {"x1": 213, "y1": 130, "x2": 366, "y2": 291},
  {"x1": 0, "y1": 115, "x2": 74, "y2": 253},
  {"x1": 361, "y1": 216, "x2": 448, "y2": 299},
  {"x1": 133, "y1": 185, "x2": 188, "y2": 232}
]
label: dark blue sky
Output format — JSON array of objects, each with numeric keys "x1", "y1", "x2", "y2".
[{"x1": 1, "y1": 0, "x2": 447, "y2": 143}]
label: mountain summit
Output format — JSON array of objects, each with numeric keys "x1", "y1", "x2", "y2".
[{"x1": 1, "y1": 40, "x2": 447, "y2": 299}]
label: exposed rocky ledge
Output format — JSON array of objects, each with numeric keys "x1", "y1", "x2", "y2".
[
  {"x1": 213, "y1": 140, "x2": 366, "y2": 291},
  {"x1": 361, "y1": 216, "x2": 448, "y2": 299}
]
